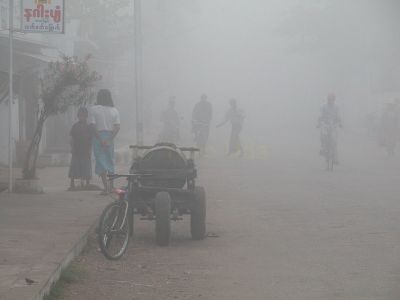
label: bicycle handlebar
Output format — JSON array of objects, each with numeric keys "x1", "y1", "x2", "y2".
[{"x1": 107, "y1": 173, "x2": 153, "y2": 180}]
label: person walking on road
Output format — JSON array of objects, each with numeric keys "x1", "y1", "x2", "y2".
[
  {"x1": 68, "y1": 107, "x2": 93, "y2": 190},
  {"x1": 217, "y1": 98, "x2": 245, "y2": 157},
  {"x1": 192, "y1": 94, "x2": 213, "y2": 157},
  {"x1": 317, "y1": 93, "x2": 342, "y2": 164},
  {"x1": 89, "y1": 89, "x2": 120, "y2": 195}
]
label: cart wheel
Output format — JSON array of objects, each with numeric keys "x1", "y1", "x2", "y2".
[
  {"x1": 191, "y1": 186, "x2": 206, "y2": 240},
  {"x1": 155, "y1": 192, "x2": 171, "y2": 246}
]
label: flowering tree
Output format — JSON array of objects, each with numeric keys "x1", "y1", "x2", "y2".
[{"x1": 23, "y1": 55, "x2": 101, "y2": 179}]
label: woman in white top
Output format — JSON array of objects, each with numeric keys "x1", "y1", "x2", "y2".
[{"x1": 89, "y1": 89, "x2": 120, "y2": 194}]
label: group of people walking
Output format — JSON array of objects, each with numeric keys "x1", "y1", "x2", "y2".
[
  {"x1": 317, "y1": 93, "x2": 400, "y2": 169},
  {"x1": 69, "y1": 91, "x2": 245, "y2": 193},
  {"x1": 159, "y1": 94, "x2": 245, "y2": 157},
  {"x1": 68, "y1": 89, "x2": 120, "y2": 194},
  {"x1": 70, "y1": 88, "x2": 400, "y2": 190},
  {"x1": 69, "y1": 90, "x2": 400, "y2": 189}
]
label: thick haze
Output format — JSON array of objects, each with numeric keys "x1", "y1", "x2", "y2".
[
  {"x1": 3, "y1": 1, "x2": 400, "y2": 297},
  {"x1": 119, "y1": 0, "x2": 399, "y2": 155}
]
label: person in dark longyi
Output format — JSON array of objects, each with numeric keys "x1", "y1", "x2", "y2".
[{"x1": 68, "y1": 107, "x2": 93, "y2": 190}]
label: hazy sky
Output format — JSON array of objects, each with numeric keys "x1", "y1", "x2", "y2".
[
  {"x1": 138, "y1": 0, "x2": 400, "y2": 141},
  {"x1": 117, "y1": 0, "x2": 400, "y2": 144}
]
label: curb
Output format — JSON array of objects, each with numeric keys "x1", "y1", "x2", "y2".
[{"x1": 32, "y1": 219, "x2": 98, "y2": 300}]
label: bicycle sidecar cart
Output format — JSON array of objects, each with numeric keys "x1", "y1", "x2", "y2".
[{"x1": 98, "y1": 143, "x2": 206, "y2": 260}]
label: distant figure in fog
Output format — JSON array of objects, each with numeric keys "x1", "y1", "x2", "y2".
[
  {"x1": 217, "y1": 98, "x2": 245, "y2": 157},
  {"x1": 89, "y1": 89, "x2": 120, "y2": 195},
  {"x1": 192, "y1": 94, "x2": 213, "y2": 157},
  {"x1": 317, "y1": 93, "x2": 342, "y2": 164},
  {"x1": 159, "y1": 97, "x2": 180, "y2": 144},
  {"x1": 68, "y1": 107, "x2": 92, "y2": 190},
  {"x1": 379, "y1": 102, "x2": 399, "y2": 156},
  {"x1": 365, "y1": 112, "x2": 378, "y2": 138}
]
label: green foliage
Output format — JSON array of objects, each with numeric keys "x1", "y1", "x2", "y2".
[
  {"x1": 41, "y1": 55, "x2": 101, "y2": 115},
  {"x1": 22, "y1": 54, "x2": 101, "y2": 179}
]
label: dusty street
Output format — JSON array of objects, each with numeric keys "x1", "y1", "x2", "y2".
[{"x1": 62, "y1": 135, "x2": 400, "y2": 300}]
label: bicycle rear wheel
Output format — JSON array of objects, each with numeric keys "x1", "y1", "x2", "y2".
[{"x1": 98, "y1": 200, "x2": 130, "y2": 260}]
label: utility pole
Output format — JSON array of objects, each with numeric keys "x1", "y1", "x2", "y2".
[
  {"x1": 8, "y1": 0, "x2": 14, "y2": 193},
  {"x1": 134, "y1": 0, "x2": 143, "y2": 146}
]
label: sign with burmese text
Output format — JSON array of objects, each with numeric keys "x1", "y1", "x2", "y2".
[{"x1": 21, "y1": 0, "x2": 64, "y2": 33}]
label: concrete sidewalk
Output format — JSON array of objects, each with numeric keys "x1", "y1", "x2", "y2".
[{"x1": 0, "y1": 176, "x2": 110, "y2": 299}]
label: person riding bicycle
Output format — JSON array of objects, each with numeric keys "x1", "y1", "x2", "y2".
[
  {"x1": 317, "y1": 93, "x2": 342, "y2": 164},
  {"x1": 192, "y1": 94, "x2": 213, "y2": 156}
]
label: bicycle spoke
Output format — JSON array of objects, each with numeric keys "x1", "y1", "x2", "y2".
[{"x1": 99, "y1": 201, "x2": 130, "y2": 259}]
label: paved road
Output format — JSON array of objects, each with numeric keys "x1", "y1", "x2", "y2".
[
  {"x1": 63, "y1": 135, "x2": 400, "y2": 300},
  {"x1": 0, "y1": 189, "x2": 109, "y2": 300}
]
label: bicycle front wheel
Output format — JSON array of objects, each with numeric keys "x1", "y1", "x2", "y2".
[{"x1": 98, "y1": 200, "x2": 130, "y2": 260}]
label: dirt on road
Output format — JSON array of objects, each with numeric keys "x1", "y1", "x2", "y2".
[{"x1": 60, "y1": 139, "x2": 400, "y2": 300}]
